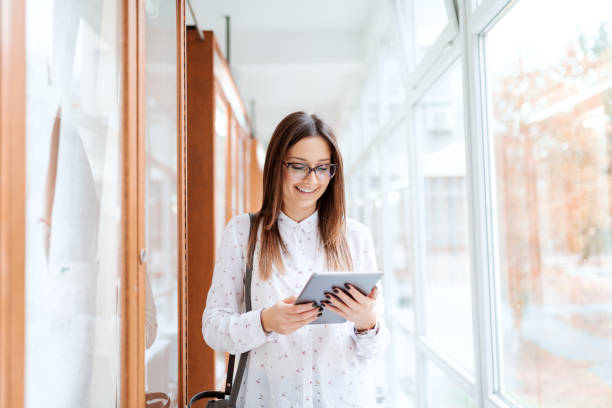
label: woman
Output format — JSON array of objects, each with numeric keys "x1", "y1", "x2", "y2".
[{"x1": 202, "y1": 111, "x2": 388, "y2": 407}]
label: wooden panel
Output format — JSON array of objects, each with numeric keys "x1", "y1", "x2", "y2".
[
  {"x1": 224, "y1": 94, "x2": 233, "y2": 222},
  {"x1": 186, "y1": 27, "x2": 217, "y2": 399},
  {"x1": 121, "y1": 0, "x2": 146, "y2": 407},
  {"x1": 234, "y1": 120, "x2": 241, "y2": 215},
  {"x1": 213, "y1": 40, "x2": 249, "y2": 128},
  {"x1": 243, "y1": 137, "x2": 251, "y2": 212},
  {"x1": 250, "y1": 140, "x2": 263, "y2": 212},
  {"x1": 176, "y1": 1, "x2": 187, "y2": 407},
  {"x1": 0, "y1": 0, "x2": 26, "y2": 407}
]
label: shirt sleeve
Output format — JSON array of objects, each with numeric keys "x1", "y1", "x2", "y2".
[
  {"x1": 349, "y1": 221, "x2": 390, "y2": 360},
  {"x1": 202, "y1": 215, "x2": 275, "y2": 355}
]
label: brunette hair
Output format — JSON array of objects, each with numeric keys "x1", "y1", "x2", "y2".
[{"x1": 248, "y1": 111, "x2": 353, "y2": 279}]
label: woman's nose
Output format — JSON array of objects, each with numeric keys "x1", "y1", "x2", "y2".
[{"x1": 305, "y1": 169, "x2": 318, "y2": 184}]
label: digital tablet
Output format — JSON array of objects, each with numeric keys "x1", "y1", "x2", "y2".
[{"x1": 295, "y1": 271, "x2": 383, "y2": 324}]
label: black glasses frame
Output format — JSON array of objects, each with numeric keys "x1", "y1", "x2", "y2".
[{"x1": 282, "y1": 162, "x2": 338, "y2": 180}]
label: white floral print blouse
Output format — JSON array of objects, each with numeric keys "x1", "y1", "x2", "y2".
[{"x1": 202, "y1": 210, "x2": 388, "y2": 408}]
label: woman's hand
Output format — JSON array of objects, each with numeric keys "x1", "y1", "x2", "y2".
[
  {"x1": 261, "y1": 296, "x2": 322, "y2": 335},
  {"x1": 323, "y1": 285, "x2": 378, "y2": 331}
]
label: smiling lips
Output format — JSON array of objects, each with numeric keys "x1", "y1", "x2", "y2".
[{"x1": 296, "y1": 186, "x2": 316, "y2": 193}]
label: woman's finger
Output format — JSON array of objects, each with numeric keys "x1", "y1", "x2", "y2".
[
  {"x1": 286, "y1": 312, "x2": 320, "y2": 333},
  {"x1": 368, "y1": 286, "x2": 378, "y2": 300},
  {"x1": 323, "y1": 302, "x2": 348, "y2": 319},
  {"x1": 323, "y1": 292, "x2": 345, "y2": 308},
  {"x1": 307, "y1": 312, "x2": 321, "y2": 323},
  {"x1": 325, "y1": 294, "x2": 351, "y2": 314},
  {"x1": 344, "y1": 284, "x2": 368, "y2": 302},
  {"x1": 331, "y1": 288, "x2": 359, "y2": 309},
  {"x1": 295, "y1": 307, "x2": 321, "y2": 321},
  {"x1": 290, "y1": 301, "x2": 319, "y2": 314},
  {"x1": 283, "y1": 295, "x2": 297, "y2": 304}
]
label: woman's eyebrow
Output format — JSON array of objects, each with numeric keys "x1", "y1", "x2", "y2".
[{"x1": 287, "y1": 156, "x2": 331, "y2": 162}]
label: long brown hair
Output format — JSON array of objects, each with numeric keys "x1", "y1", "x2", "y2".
[{"x1": 248, "y1": 111, "x2": 353, "y2": 280}]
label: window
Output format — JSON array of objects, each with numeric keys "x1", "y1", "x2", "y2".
[
  {"x1": 391, "y1": 331, "x2": 416, "y2": 407},
  {"x1": 428, "y1": 362, "x2": 476, "y2": 407},
  {"x1": 25, "y1": 0, "x2": 124, "y2": 405},
  {"x1": 379, "y1": 32, "x2": 407, "y2": 125},
  {"x1": 384, "y1": 122, "x2": 414, "y2": 329},
  {"x1": 214, "y1": 96, "x2": 228, "y2": 248},
  {"x1": 144, "y1": 1, "x2": 179, "y2": 401},
  {"x1": 395, "y1": 0, "x2": 458, "y2": 73},
  {"x1": 485, "y1": 0, "x2": 612, "y2": 405},
  {"x1": 362, "y1": 76, "x2": 380, "y2": 147},
  {"x1": 416, "y1": 62, "x2": 474, "y2": 371}
]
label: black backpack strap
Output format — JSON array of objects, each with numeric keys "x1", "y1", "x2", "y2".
[
  {"x1": 227, "y1": 213, "x2": 256, "y2": 407},
  {"x1": 223, "y1": 354, "x2": 236, "y2": 395},
  {"x1": 229, "y1": 352, "x2": 249, "y2": 407},
  {"x1": 244, "y1": 213, "x2": 256, "y2": 311},
  {"x1": 189, "y1": 213, "x2": 257, "y2": 408},
  {"x1": 188, "y1": 391, "x2": 225, "y2": 407}
]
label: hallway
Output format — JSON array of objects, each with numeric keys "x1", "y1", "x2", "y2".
[{"x1": 2, "y1": 0, "x2": 612, "y2": 407}]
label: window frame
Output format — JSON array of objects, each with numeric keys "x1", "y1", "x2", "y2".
[
  {"x1": 0, "y1": 0, "x2": 26, "y2": 407},
  {"x1": 393, "y1": 0, "x2": 460, "y2": 88},
  {"x1": 411, "y1": 52, "x2": 480, "y2": 405}
]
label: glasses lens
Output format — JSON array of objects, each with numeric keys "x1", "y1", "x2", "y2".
[
  {"x1": 288, "y1": 163, "x2": 308, "y2": 179},
  {"x1": 328, "y1": 164, "x2": 336, "y2": 178},
  {"x1": 315, "y1": 164, "x2": 336, "y2": 180}
]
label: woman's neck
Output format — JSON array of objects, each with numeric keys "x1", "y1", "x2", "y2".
[{"x1": 281, "y1": 204, "x2": 317, "y2": 223}]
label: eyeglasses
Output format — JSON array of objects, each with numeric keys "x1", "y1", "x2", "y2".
[{"x1": 282, "y1": 162, "x2": 337, "y2": 180}]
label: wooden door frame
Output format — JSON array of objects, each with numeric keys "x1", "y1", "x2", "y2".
[
  {"x1": 121, "y1": 0, "x2": 146, "y2": 406},
  {"x1": 176, "y1": 0, "x2": 187, "y2": 406},
  {"x1": 0, "y1": 0, "x2": 26, "y2": 407}
]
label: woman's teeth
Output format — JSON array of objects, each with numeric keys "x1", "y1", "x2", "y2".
[{"x1": 296, "y1": 186, "x2": 315, "y2": 193}]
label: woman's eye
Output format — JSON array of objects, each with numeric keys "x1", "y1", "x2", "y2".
[
  {"x1": 290, "y1": 164, "x2": 306, "y2": 170},
  {"x1": 316, "y1": 165, "x2": 329, "y2": 172}
]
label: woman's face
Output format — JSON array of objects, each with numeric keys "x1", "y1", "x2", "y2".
[{"x1": 282, "y1": 135, "x2": 332, "y2": 214}]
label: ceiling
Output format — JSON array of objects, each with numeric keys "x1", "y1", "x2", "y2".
[{"x1": 188, "y1": 0, "x2": 378, "y2": 144}]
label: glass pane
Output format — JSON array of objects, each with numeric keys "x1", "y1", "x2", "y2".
[
  {"x1": 389, "y1": 330, "x2": 416, "y2": 407},
  {"x1": 350, "y1": 110, "x2": 365, "y2": 160},
  {"x1": 214, "y1": 96, "x2": 227, "y2": 248},
  {"x1": 417, "y1": 62, "x2": 474, "y2": 371},
  {"x1": 427, "y1": 362, "x2": 476, "y2": 408},
  {"x1": 238, "y1": 135, "x2": 244, "y2": 213},
  {"x1": 398, "y1": 0, "x2": 449, "y2": 66},
  {"x1": 486, "y1": 0, "x2": 612, "y2": 405},
  {"x1": 368, "y1": 149, "x2": 381, "y2": 199},
  {"x1": 385, "y1": 122, "x2": 415, "y2": 330},
  {"x1": 388, "y1": 121, "x2": 411, "y2": 191},
  {"x1": 388, "y1": 188, "x2": 415, "y2": 329},
  {"x1": 230, "y1": 121, "x2": 237, "y2": 215},
  {"x1": 25, "y1": 1, "x2": 123, "y2": 406},
  {"x1": 372, "y1": 196, "x2": 384, "y2": 272},
  {"x1": 350, "y1": 169, "x2": 366, "y2": 223},
  {"x1": 145, "y1": 1, "x2": 178, "y2": 405},
  {"x1": 379, "y1": 31, "x2": 406, "y2": 125},
  {"x1": 362, "y1": 76, "x2": 379, "y2": 146}
]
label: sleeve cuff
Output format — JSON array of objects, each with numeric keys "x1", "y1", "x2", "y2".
[
  {"x1": 352, "y1": 320, "x2": 380, "y2": 339},
  {"x1": 251, "y1": 308, "x2": 279, "y2": 343}
]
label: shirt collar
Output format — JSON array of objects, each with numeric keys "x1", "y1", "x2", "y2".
[{"x1": 278, "y1": 210, "x2": 319, "y2": 234}]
